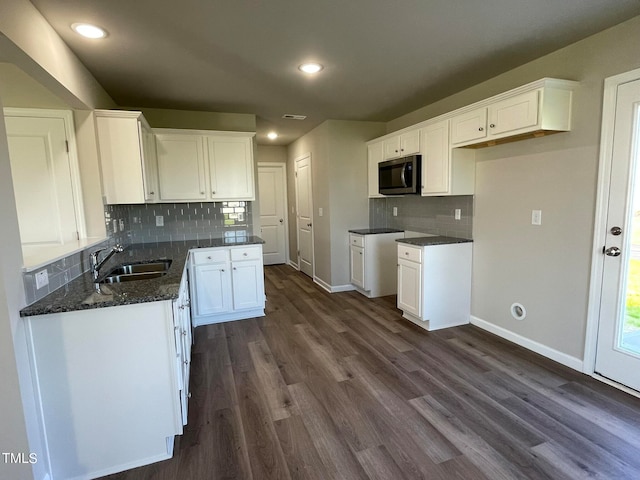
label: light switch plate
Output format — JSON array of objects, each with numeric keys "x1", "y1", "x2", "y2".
[
  {"x1": 531, "y1": 210, "x2": 542, "y2": 225},
  {"x1": 35, "y1": 270, "x2": 49, "y2": 290},
  {"x1": 319, "y1": 207, "x2": 323, "y2": 217},
  {"x1": 454, "y1": 209, "x2": 461, "y2": 220},
  {"x1": 393, "y1": 207, "x2": 398, "y2": 217},
  {"x1": 156, "y1": 215, "x2": 164, "y2": 227}
]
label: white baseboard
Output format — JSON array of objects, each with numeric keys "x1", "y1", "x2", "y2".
[
  {"x1": 470, "y1": 315, "x2": 584, "y2": 372},
  {"x1": 313, "y1": 276, "x2": 356, "y2": 294},
  {"x1": 288, "y1": 260, "x2": 299, "y2": 270}
]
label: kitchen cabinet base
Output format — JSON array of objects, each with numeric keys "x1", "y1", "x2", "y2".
[
  {"x1": 401, "y1": 310, "x2": 469, "y2": 332},
  {"x1": 193, "y1": 307, "x2": 265, "y2": 327}
]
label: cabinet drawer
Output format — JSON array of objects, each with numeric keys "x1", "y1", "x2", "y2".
[
  {"x1": 398, "y1": 244, "x2": 422, "y2": 263},
  {"x1": 350, "y1": 234, "x2": 364, "y2": 248},
  {"x1": 191, "y1": 249, "x2": 229, "y2": 264},
  {"x1": 231, "y1": 246, "x2": 261, "y2": 261}
]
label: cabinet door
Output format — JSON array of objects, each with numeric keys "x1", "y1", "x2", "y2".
[
  {"x1": 95, "y1": 114, "x2": 146, "y2": 204},
  {"x1": 368, "y1": 142, "x2": 384, "y2": 198},
  {"x1": 487, "y1": 90, "x2": 539, "y2": 137},
  {"x1": 193, "y1": 263, "x2": 232, "y2": 316},
  {"x1": 156, "y1": 134, "x2": 207, "y2": 201},
  {"x1": 421, "y1": 121, "x2": 450, "y2": 195},
  {"x1": 207, "y1": 136, "x2": 255, "y2": 200},
  {"x1": 231, "y1": 260, "x2": 264, "y2": 310},
  {"x1": 450, "y1": 107, "x2": 488, "y2": 145},
  {"x1": 350, "y1": 245, "x2": 365, "y2": 288},
  {"x1": 397, "y1": 258, "x2": 422, "y2": 317},
  {"x1": 140, "y1": 122, "x2": 159, "y2": 202},
  {"x1": 383, "y1": 135, "x2": 402, "y2": 160},
  {"x1": 400, "y1": 130, "x2": 421, "y2": 156}
]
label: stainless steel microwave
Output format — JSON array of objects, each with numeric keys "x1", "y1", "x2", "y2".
[{"x1": 378, "y1": 155, "x2": 421, "y2": 195}]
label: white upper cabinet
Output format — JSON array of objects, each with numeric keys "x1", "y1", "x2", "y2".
[
  {"x1": 155, "y1": 133, "x2": 207, "y2": 201},
  {"x1": 450, "y1": 107, "x2": 488, "y2": 146},
  {"x1": 450, "y1": 79, "x2": 576, "y2": 148},
  {"x1": 207, "y1": 135, "x2": 254, "y2": 200},
  {"x1": 95, "y1": 110, "x2": 158, "y2": 204},
  {"x1": 367, "y1": 141, "x2": 384, "y2": 198},
  {"x1": 383, "y1": 129, "x2": 420, "y2": 160},
  {"x1": 155, "y1": 129, "x2": 255, "y2": 203},
  {"x1": 421, "y1": 120, "x2": 476, "y2": 196}
]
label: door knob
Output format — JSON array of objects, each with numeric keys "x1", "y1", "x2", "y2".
[
  {"x1": 605, "y1": 246, "x2": 621, "y2": 257},
  {"x1": 279, "y1": 218, "x2": 284, "y2": 223}
]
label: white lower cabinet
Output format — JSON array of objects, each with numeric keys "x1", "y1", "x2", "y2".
[
  {"x1": 397, "y1": 241, "x2": 472, "y2": 331},
  {"x1": 349, "y1": 231, "x2": 405, "y2": 297},
  {"x1": 25, "y1": 299, "x2": 188, "y2": 480},
  {"x1": 190, "y1": 245, "x2": 265, "y2": 326},
  {"x1": 173, "y1": 268, "x2": 193, "y2": 427}
]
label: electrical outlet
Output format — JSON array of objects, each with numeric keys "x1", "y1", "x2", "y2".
[
  {"x1": 35, "y1": 270, "x2": 49, "y2": 290},
  {"x1": 454, "y1": 209, "x2": 461, "y2": 220},
  {"x1": 156, "y1": 215, "x2": 164, "y2": 227},
  {"x1": 119, "y1": 219, "x2": 125, "y2": 231},
  {"x1": 393, "y1": 207, "x2": 398, "y2": 217},
  {"x1": 531, "y1": 210, "x2": 542, "y2": 225},
  {"x1": 112, "y1": 219, "x2": 118, "y2": 233}
]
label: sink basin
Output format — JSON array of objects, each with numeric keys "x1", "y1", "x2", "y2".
[{"x1": 98, "y1": 260, "x2": 172, "y2": 284}]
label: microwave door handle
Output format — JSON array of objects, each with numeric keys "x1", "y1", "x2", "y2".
[{"x1": 400, "y1": 164, "x2": 408, "y2": 187}]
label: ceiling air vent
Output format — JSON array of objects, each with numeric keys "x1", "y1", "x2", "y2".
[{"x1": 282, "y1": 114, "x2": 307, "y2": 120}]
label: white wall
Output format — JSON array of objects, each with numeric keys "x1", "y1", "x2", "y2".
[
  {"x1": 387, "y1": 15, "x2": 640, "y2": 364},
  {"x1": 0, "y1": 98, "x2": 39, "y2": 480}
]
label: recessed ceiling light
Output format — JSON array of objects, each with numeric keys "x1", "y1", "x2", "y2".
[
  {"x1": 71, "y1": 23, "x2": 108, "y2": 39},
  {"x1": 267, "y1": 132, "x2": 278, "y2": 140},
  {"x1": 298, "y1": 63, "x2": 323, "y2": 74}
]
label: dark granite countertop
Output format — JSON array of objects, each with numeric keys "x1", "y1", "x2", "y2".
[
  {"x1": 348, "y1": 228, "x2": 404, "y2": 235},
  {"x1": 20, "y1": 236, "x2": 264, "y2": 317},
  {"x1": 396, "y1": 236, "x2": 473, "y2": 246}
]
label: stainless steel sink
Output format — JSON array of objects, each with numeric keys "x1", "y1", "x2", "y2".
[{"x1": 98, "y1": 260, "x2": 172, "y2": 284}]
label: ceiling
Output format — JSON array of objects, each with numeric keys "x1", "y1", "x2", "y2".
[{"x1": 28, "y1": 0, "x2": 640, "y2": 145}]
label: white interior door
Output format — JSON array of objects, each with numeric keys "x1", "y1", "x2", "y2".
[
  {"x1": 5, "y1": 114, "x2": 77, "y2": 245},
  {"x1": 595, "y1": 76, "x2": 640, "y2": 392},
  {"x1": 258, "y1": 163, "x2": 287, "y2": 265},
  {"x1": 295, "y1": 154, "x2": 313, "y2": 277}
]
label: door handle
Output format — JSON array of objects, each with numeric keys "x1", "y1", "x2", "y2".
[{"x1": 605, "y1": 246, "x2": 621, "y2": 257}]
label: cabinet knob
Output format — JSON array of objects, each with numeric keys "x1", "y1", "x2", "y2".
[
  {"x1": 188, "y1": 392, "x2": 192, "y2": 398},
  {"x1": 207, "y1": 256, "x2": 212, "y2": 260},
  {"x1": 233, "y1": 267, "x2": 237, "y2": 270},
  {"x1": 221, "y1": 269, "x2": 225, "y2": 272},
  {"x1": 184, "y1": 360, "x2": 189, "y2": 365},
  {"x1": 200, "y1": 191, "x2": 205, "y2": 194},
  {"x1": 212, "y1": 191, "x2": 216, "y2": 195},
  {"x1": 489, "y1": 124, "x2": 495, "y2": 128},
  {"x1": 405, "y1": 252, "x2": 409, "y2": 255},
  {"x1": 149, "y1": 191, "x2": 155, "y2": 195},
  {"x1": 478, "y1": 127, "x2": 484, "y2": 131},
  {"x1": 359, "y1": 252, "x2": 362, "y2": 255}
]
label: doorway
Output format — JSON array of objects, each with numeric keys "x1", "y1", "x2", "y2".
[
  {"x1": 257, "y1": 163, "x2": 288, "y2": 265},
  {"x1": 588, "y1": 69, "x2": 640, "y2": 392},
  {"x1": 295, "y1": 154, "x2": 314, "y2": 277}
]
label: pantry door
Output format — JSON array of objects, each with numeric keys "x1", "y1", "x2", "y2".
[
  {"x1": 258, "y1": 163, "x2": 287, "y2": 265},
  {"x1": 594, "y1": 71, "x2": 640, "y2": 392},
  {"x1": 295, "y1": 154, "x2": 314, "y2": 277}
]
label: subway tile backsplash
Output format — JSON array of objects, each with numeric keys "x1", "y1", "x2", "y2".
[
  {"x1": 370, "y1": 195, "x2": 473, "y2": 239},
  {"x1": 105, "y1": 201, "x2": 253, "y2": 245}
]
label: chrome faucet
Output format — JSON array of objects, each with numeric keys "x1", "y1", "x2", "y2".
[{"x1": 90, "y1": 244, "x2": 124, "y2": 280}]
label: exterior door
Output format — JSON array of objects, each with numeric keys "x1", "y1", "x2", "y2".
[
  {"x1": 258, "y1": 163, "x2": 287, "y2": 265},
  {"x1": 5, "y1": 114, "x2": 78, "y2": 244},
  {"x1": 595, "y1": 75, "x2": 640, "y2": 391},
  {"x1": 295, "y1": 154, "x2": 314, "y2": 277}
]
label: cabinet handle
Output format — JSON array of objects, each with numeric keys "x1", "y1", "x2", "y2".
[
  {"x1": 188, "y1": 392, "x2": 192, "y2": 399},
  {"x1": 200, "y1": 191, "x2": 205, "y2": 194},
  {"x1": 478, "y1": 127, "x2": 484, "y2": 131},
  {"x1": 212, "y1": 191, "x2": 216, "y2": 195},
  {"x1": 359, "y1": 252, "x2": 362, "y2": 255},
  {"x1": 233, "y1": 267, "x2": 237, "y2": 270},
  {"x1": 221, "y1": 269, "x2": 225, "y2": 272},
  {"x1": 489, "y1": 124, "x2": 495, "y2": 128},
  {"x1": 405, "y1": 252, "x2": 409, "y2": 255},
  {"x1": 243, "y1": 252, "x2": 248, "y2": 256},
  {"x1": 184, "y1": 360, "x2": 189, "y2": 365},
  {"x1": 207, "y1": 256, "x2": 212, "y2": 260},
  {"x1": 149, "y1": 191, "x2": 155, "y2": 195}
]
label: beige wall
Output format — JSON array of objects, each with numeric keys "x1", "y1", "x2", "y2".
[
  {"x1": 132, "y1": 107, "x2": 256, "y2": 132},
  {"x1": 288, "y1": 120, "x2": 385, "y2": 286},
  {"x1": 256, "y1": 145, "x2": 287, "y2": 164},
  {"x1": 386, "y1": 15, "x2": 640, "y2": 362}
]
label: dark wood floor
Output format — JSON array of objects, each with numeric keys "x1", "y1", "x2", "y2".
[{"x1": 105, "y1": 264, "x2": 640, "y2": 480}]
